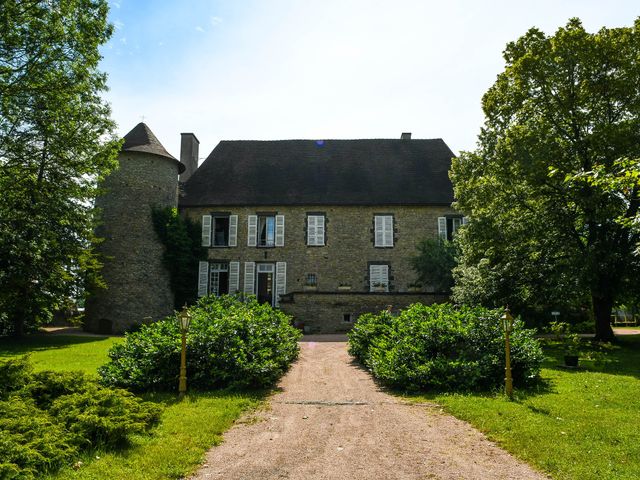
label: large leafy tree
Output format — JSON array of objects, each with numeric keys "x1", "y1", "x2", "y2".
[
  {"x1": 451, "y1": 18, "x2": 640, "y2": 341},
  {"x1": 0, "y1": 0, "x2": 120, "y2": 335}
]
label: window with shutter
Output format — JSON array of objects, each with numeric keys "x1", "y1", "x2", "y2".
[
  {"x1": 439, "y1": 216, "x2": 464, "y2": 241},
  {"x1": 201, "y1": 215, "x2": 212, "y2": 247},
  {"x1": 197, "y1": 261, "x2": 209, "y2": 297},
  {"x1": 307, "y1": 215, "x2": 325, "y2": 246},
  {"x1": 369, "y1": 264, "x2": 389, "y2": 292},
  {"x1": 374, "y1": 215, "x2": 393, "y2": 247}
]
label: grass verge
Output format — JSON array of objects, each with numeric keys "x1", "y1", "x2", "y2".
[
  {"x1": 411, "y1": 335, "x2": 640, "y2": 480},
  {"x1": 0, "y1": 333, "x2": 264, "y2": 480},
  {"x1": 0, "y1": 334, "x2": 123, "y2": 374}
]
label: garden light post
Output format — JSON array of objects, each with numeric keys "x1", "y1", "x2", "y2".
[
  {"x1": 502, "y1": 308, "x2": 514, "y2": 399},
  {"x1": 178, "y1": 305, "x2": 191, "y2": 399}
]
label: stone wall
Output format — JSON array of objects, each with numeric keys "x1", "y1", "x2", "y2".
[
  {"x1": 280, "y1": 292, "x2": 449, "y2": 333},
  {"x1": 84, "y1": 152, "x2": 178, "y2": 333},
  {"x1": 182, "y1": 204, "x2": 457, "y2": 332}
]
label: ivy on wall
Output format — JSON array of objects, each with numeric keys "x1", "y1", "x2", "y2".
[{"x1": 151, "y1": 207, "x2": 205, "y2": 308}]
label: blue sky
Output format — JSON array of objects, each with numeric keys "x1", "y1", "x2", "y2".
[{"x1": 101, "y1": 0, "x2": 640, "y2": 163}]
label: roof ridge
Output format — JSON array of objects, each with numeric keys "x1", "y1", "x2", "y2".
[{"x1": 218, "y1": 138, "x2": 445, "y2": 142}]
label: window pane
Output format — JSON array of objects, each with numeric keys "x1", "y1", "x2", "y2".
[
  {"x1": 266, "y1": 216, "x2": 275, "y2": 246},
  {"x1": 258, "y1": 216, "x2": 275, "y2": 246},
  {"x1": 213, "y1": 217, "x2": 229, "y2": 246}
]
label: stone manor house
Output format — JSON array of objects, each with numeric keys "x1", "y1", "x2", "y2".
[{"x1": 85, "y1": 123, "x2": 460, "y2": 334}]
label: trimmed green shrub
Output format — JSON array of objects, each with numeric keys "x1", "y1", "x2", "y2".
[
  {"x1": 0, "y1": 357, "x2": 161, "y2": 480},
  {"x1": 348, "y1": 303, "x2": 543, "y2": 392},
  {"x1": 99, "y1": 295, "x2": 301, "y2": 391},
  {"x1": 0, "y1": 356, "x2": 31, "y2": 399},
  {"x1": 49, "y1": 387, "x2": 161, "y2": 448}
]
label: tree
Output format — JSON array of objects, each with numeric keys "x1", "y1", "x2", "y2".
[
  {"x1": 451, "y1": 18, "x2": 640, "y2": 341},
  {"x1": 151, "y1": 207, "x2": 206, "y2": 309},
  {"x1": 0, "y1": 0, "x2": 120, "y2": 336},
  {"x1": 411, "y1": 238, "x2": 457, "y2": 292}
]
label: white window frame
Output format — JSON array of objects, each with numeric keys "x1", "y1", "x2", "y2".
[
  {"x1": 307, "y1": 214, "x2": 325, "y2": 246},
  {"x1": 374, "y1": 215, "x2": 393, "y2": 247},
  {"x1": 209, "y1": 262, "x2": 229, "y2": 296}
]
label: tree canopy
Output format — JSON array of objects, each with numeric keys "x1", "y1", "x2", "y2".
[
  {"x1": 451, "y1": 18, "x2": 640, "y2": 341},
  {"x1": 0, "y1": 0, "x2": 120, "y2": 335}
]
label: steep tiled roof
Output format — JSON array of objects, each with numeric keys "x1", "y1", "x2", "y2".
[
  {"x1": 121, "y1": 123, "x2": 185, "y2": 173},
  {"x1": 180, "y1": 138, "x2": 455, "y2": 206}
]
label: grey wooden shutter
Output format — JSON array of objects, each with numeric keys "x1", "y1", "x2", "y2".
[
  {"x1": 316, "y1": 215, "x2": 325, "y2": 245},
  {"x1": 437, "y1": 217, "x2": 447, "y2": 240},
  {"x1": 374, "y1": 216, "x2": 384, "y2": 246},
  {"x1": 275, "y1": 215, "x2": 285, "y2": 246},
  {"x1": 247, "y1": 215, "x2": 257, "y2": 246},
  {"x1": 228, "y1": 215, "x2": 238, "y2": 247},
  {"x1": 229, "y1": 261, "x2": 240, "y2": 293},
  {"x1": 462, "y1": 216, "x2": 469, "y2": 225},
  {"x1": 384, "y1": 216, "x2": 393, "y2": 246},
  {"x1": 201, "y1": 215, "x2": 212, "y2": 247},
  {"x1": 275, "y1": 262, "x2": 287, "y2": 307},
  {"x1": 243, "y1": 262, "x2": 255, "y2": 295},
  {"x1": 380, "y1": 265, "x2": 389, "y2": 291},
  {"x1": 307, "y1": 215, "x2": 317, "y2": 245},
  {"x1": 197, "y1": 261, "x2": 209, "y2": 297}
]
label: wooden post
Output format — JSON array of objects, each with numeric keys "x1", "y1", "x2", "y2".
[
  {"x1": 505, "y1": 325, "x2": 513, "y2": 399},
  {"x1": 502, "y1": 308, "x2": 514, "y2": 399},
  {"x1": 179, "y1": 329, "x2": 187, "y2": 399}
]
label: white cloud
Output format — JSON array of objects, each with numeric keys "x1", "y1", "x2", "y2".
[
  {"x1": 112, "y1": 19, "x2": 124, "y2": 30},
  {"x1": 210, "y1": 16, "x2": 222, "y2": 26},
  {"x1": 195, "y1": 25, "x2": 205, "y2": 33}
]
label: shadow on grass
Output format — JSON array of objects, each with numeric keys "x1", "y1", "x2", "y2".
[
  {"x1": 0, "y1": 334, "x2": 114, "y2": 357},
  {"x1": 541, "y1": 334, "x2": 640, "y2": 380}
]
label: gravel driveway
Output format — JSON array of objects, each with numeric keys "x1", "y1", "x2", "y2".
[{"x1": 192, "y1": 337, "x2": 547, "y2": 480}]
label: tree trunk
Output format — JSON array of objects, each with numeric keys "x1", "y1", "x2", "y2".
[
  {"x1": 12, "y1": 315, "x2": 25, "y2": 338},
  {"x1": 592, "y1": 292, "x2": 615, "y2": 342}
]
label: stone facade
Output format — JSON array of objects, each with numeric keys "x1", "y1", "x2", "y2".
[
  {"x1": 280, "y1": 292, "x2": 449, "y2": 333},
  {"x1": 182, "y1": 204, "x2": 457, "y2": 331},
  {"x1": 84, "y1": 151, "x2": 179, "y2": 333}
]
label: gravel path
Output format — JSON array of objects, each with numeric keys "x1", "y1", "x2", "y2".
[{"x1": 192, "y1": 339, "x2": 547, "y2": 480}]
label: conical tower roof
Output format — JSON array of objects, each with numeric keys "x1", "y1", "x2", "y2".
[{"x1": 121, "y1": 123, "x2": 185, "y2": 173}]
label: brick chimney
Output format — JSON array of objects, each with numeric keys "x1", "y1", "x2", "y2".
[
  {"x1": 401, "y1": 132, "x2": 411, "y2": 140},
  {"x1": 179, "y1": 132, "x2": 199, "y2": 183}
]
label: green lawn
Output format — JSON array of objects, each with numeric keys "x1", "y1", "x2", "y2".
[
  {"x1": 415, "y1": 335, "x2": 640, "y2": 480},
  {"x1": 0, "y1": 334, "x2": 263, "y2": 480},
  {"x1": 0, "y1": 334, "x2": 123, "y2": 374}
]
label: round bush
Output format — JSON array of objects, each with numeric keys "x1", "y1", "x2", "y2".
[
  {"x1": 99, "y1": 295, "x2": 301, "y2": 391},
  {"x1": 348, "y1": 303, "x2": 543, "y2": 392}
]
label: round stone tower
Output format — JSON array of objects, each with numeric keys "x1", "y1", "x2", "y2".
[{"x1": 84, "y1": 123, "x2": 185, "y2": 333}]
